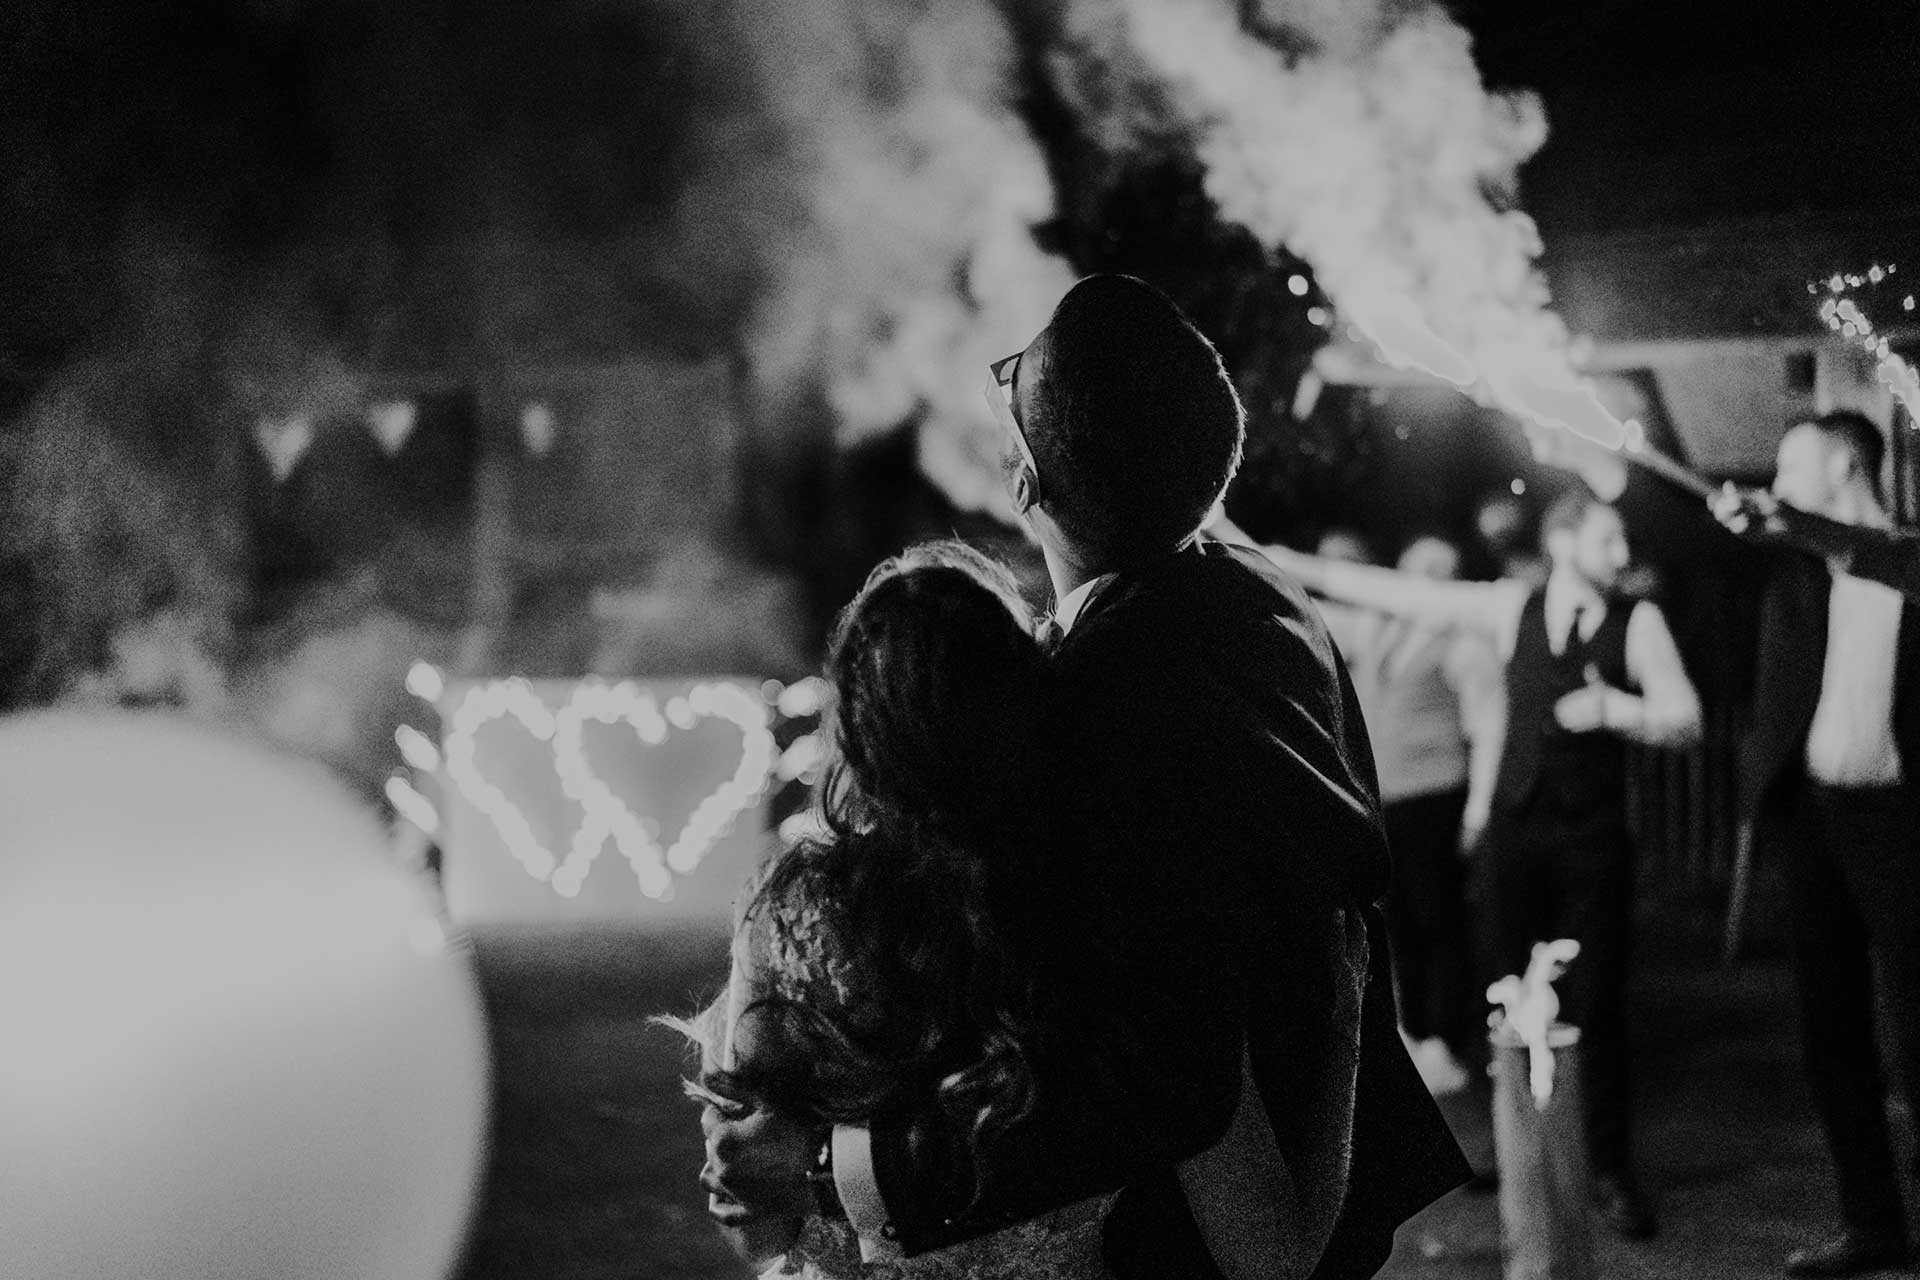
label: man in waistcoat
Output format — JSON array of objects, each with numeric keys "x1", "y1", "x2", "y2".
[{"x1": 1260, "y1": 486, "x2": 1703, "y2": 1240}]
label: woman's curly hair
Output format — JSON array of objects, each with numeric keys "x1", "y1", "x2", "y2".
[{"x1": 695, "y1": 541, "x2": 1048, "y2": 1200}]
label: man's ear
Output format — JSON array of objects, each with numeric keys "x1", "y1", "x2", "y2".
[{"x1": 1011, "y1": 465, "x2": 1041, "y2": 515}]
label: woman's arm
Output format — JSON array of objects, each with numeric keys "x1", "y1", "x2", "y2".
[{"x1": 1255, "y1": 543, "x2": 1529, "y2": 655}]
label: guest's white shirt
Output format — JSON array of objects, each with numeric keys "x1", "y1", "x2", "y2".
[
  {"x1": 1053, "y1": 574, "x2": 1110, "y2": 636},
  {"x1": 1805, "y1": 572, "x2": 1906, "y2": 787}
]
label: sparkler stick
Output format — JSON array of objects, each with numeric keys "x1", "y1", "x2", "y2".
[{"x1": 1618, "y1": 442, "x2": 1716, "y2": 499}]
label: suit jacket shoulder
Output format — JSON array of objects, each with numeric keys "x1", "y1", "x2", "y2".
[{"x1": 1054, "y1": 540, "x2": 1389, "y2": 907}]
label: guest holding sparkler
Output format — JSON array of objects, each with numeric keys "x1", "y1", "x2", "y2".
[
  {"x1": 1715, "y1": 479, "x2": 1920, "y2": 601},
  {"x1": 1534, "y1": 407, "x2": 1920, "y2": 1275},
  {"x1": 1700, "y1": 411, "x2": 1920, "y2": 1277},
  {"x1": 1259, "y1": 488, "x2": 1703, "y2": 1240}
]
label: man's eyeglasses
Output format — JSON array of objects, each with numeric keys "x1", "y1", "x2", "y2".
[{"x1": 985, "y1": 350, "x2": 1040, "y2": 485}]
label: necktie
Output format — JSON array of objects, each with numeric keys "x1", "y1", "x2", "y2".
[{"x1": 1563, "y1": 599, "x2": 1599, "y2": 655}]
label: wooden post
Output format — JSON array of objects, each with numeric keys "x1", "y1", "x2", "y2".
[
  {"x1": 1722, "y1": 819, "x2": 1756, "y2": 966},
  {"x1": 458, "y1": 374, "x2": 515, "y2": 678},
  {"x1": 1490, "y1": 1023, "x2": 1598, "y2": 1280}
]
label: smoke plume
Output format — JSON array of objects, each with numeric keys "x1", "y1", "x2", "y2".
[
  {"x1": 717, "y1": 0, "x2": 1076, "y2": 517},
  {"x1": 1055, "y1": 0, "x2": 1607, "y2": 439}
]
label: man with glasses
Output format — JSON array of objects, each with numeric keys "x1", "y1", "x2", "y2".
[{"x1": 708, "y1": 274, "x2": 1468, "y2": 1278}]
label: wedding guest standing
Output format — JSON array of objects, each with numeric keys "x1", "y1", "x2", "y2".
[{"x1": 1262, "y1": 488, "x2": 1702, "y2": 1241}]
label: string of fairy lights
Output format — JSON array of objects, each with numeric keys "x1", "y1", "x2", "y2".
[
  {"x1": 1811, "y1": 262, "x2": 1920, "y2": 424},
  {"x1": 386, "y1": 664, "x2": 829, "y2": 902}
]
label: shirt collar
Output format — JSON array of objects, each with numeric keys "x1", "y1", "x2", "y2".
[
  {"x1": 1054, "y1": 573, "x2": 1116, "y2": 635},
  {"x1": 1544, "y1": 565, "x2": 1606, "y2": 645}
]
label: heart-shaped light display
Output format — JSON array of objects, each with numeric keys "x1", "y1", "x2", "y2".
[
  {"x1": 440, "y1": 677, "x2": 776, "y2": 901},
  {"x1": 441, "y1": 678, "x2": 562, "y2": 884}
]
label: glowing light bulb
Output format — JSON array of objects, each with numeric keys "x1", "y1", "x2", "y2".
[
  {"x1": 1287, "y1": 274, "x2": 1310, "y2": 297},
  {"x1": 366, "y1": 401, "x2": 418, "y2": 456},
  {"x1": 776, "y1": 676, "x2": 829, "y2": 719},
  {"x1": 775, "y1": 733, "x2": 827, "y2": 783},
  {"x1": 520, "y1": 402, "x2": 557, "y2": 457},
  {"x1": 406, "y1": 662, "x2": 445, "y2": 704},
  {"x1": 395, "y1": 724, "x2": 441, "y2": 773},
  {"x1": 385, "y1": 774, "x2": 440, "y2": 837},
  {"x1": 1510, "y1": 478, "x2": 1526, "y2": 496}
]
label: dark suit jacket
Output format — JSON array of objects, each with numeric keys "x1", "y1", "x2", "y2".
[
  {"x1": 867, "y1": 539, "x2": 1469, "y2": 1275},
  {"x1": 1740, "y1": 549, "x2": 1920, "y2": 825}
]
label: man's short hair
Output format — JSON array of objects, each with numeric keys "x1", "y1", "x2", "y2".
[
  {"x1": 1806, "y1": 409, "x2": 1885, "y2": 499},
  {"x1": 1540, "y1": 485, "x2": 1609, "y2": 548},
  {"x1": 1023, "y1": 275, "x2": 1246, "y2": 560}
]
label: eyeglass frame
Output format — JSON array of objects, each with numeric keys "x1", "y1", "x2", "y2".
[{"x1": 985, "y1": 350, "x2": 1042, "y2": 491}]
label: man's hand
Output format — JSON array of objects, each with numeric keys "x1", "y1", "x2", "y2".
[
  {"x1": 699, "y1": 1102, "x2": 817, "y2": 1263},
  {"x1": 1552, "y1": 682, "x2": 1637, "y2": 735},
  {"x1": 1710, "y1": 482, "x2": 1786, "y2": 539}
]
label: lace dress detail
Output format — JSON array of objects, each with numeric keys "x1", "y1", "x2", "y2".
[
  {"x1": 740, "y1": 853, "x2": 1117, "y2": 1280},
  {"x1": 755, "y1": 859, "x2": 862, "y2": 1013},
  {"x1": 765, "y1": 1195, "x2": 1120, "y2": 1280}
]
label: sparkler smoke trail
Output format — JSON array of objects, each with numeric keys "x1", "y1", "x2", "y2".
[
  {"x1": 1061, "y1": 0, "x2": 1626, "y2": 448},
  {"x1": 724, "y1": 0, "x2": 1075, "y2": 517}
]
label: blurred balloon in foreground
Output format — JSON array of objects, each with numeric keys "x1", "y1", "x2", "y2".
[{"x1": 0, "y1": 711, "x2": 490, "y2": 1280}]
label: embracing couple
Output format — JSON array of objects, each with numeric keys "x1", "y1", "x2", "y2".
[{"x1": 683, "y1": 275, "x2": 1469, "y2": 1279}]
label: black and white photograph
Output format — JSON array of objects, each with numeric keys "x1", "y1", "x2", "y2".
[{"x1": 3, "y1": 2, "x2": 1919, "y2": 1278}]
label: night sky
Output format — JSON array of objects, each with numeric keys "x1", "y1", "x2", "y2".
[
  {"x1": 6, "y1": 0, "x2": 1919, "y2": 407},
  {"x1": 3, "y1": 0, "x2": 1918, "y2": 604}
]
